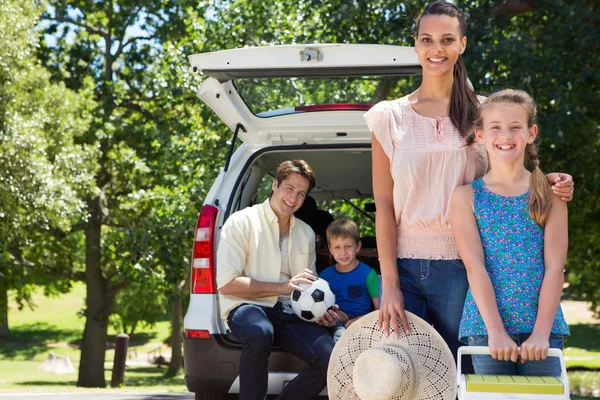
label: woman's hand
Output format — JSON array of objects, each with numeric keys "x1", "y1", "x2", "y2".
[
  {"x1": 377, "y1": 283, "x2": 410, "y2": 337},
  {"x1": 488, "y1": 331, "x2": 518, "y2": 362},
  {"x1": 547, "y1": 173, "x2": 574, "y2": 201},
  {"x1": 520, "y1": 333, "x2": 550, "y2": 363},
  {"x1": 315, "y1": 305, "x2": 349, "y2": 327}
]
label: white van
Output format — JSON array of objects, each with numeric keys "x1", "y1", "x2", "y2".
[{"x1": 183, "y1": 44, "x2": 420, "y2": 400}]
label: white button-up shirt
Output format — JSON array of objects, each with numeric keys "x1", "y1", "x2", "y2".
[{"x1": 216, "y1": 199, "x2": 316, "y2": 320}]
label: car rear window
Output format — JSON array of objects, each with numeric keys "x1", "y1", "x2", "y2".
[{"x1": 234, "y1": 75, "x2": 419, "y2": 117}]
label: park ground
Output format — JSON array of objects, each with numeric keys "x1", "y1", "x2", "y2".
[{"x1": 0, "y1": 283, "x2": 599, "y2": 398}]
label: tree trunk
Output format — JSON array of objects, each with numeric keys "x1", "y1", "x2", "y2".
[
  {"x1": 77, "y1": 196, "x2": 110, "y2": 387},
  {"x1": 0, "y1": 287, "x2": 9, "y2": 338},
  {"x1": 166, "y1": 281, "x2": 184, "y2": 378}
]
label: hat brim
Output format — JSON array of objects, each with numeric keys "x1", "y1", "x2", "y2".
[{"x1": 327, "y1": 310, "x2": 457, "y2": 400}]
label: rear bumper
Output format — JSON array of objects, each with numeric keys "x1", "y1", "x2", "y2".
[{"x1": 184, "y1": 334, "x2": 306, "y2": 394}]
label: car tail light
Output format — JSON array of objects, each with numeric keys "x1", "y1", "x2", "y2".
[
  {"x1": 191, "y1": 205, "x2": 218, "y2": 294},
  {"x1": 295, "y1": 103, "x2": 373, "y2": 112},
  {"x1": 185, "y1": 329, "x2": 211, "y2": 339}
]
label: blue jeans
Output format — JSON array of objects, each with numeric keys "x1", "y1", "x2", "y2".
[
  {"x1": 381, "y1": 258, "x2": 470, "y2": 367},
  {"x1": 227, "y1": 302, "x2": 334, "y2": 400},
  {"x1": 467, "y1": 333, "x2": 564, "y2": 376},
  {"x1": 332, "y1": 321, "x2": 346, "y2": 343}
]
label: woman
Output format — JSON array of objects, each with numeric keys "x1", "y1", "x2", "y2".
[{"x1": 365, "y1": 1, "x2": 573, "y2": 360}]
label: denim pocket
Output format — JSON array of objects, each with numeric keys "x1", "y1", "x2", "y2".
[
  {"x1": 450, "y1": 259, "x2": 466, "y2": 269},
  {"x1": 468, "y1": 335, "x2": 489, "y2": 346},
  {"x1": 549, "y1": 333, "x2": 565, "y2": 349}
]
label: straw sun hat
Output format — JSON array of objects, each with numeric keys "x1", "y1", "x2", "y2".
[{"x1": 327, "y1": 310, "x2": 457, "y2": 400}]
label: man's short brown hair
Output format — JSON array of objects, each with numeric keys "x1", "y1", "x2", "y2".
[
  {"x1": 326, "y1": 218, "x2": 360, "y2": 245},
  {"x1": 274, "y1": 160, "x2": 316, "y2": 193}
]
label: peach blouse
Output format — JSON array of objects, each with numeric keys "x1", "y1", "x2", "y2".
[{"x1": 365, "y1": 96, "x2": 487, "y2": 260}]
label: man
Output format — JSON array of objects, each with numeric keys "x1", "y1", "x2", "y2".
[{"x1": 217, "y1": 159, "x2": 346, "y2": 400}]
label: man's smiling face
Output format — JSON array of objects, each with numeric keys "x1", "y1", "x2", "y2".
[{"x1": 270, "y1": 173, "x2": 310, "y2": 220}]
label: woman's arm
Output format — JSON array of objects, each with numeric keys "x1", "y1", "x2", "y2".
[
  {"x1": 521, "y1": 195, "x2": 568, "y2": 361},
  {"x1": 372, "y1": 133, "x2": 409, "y2": 336},
  {"x1": 451, "y1": 185, "x2": 518, "y2": 362},
  {"x1": 547, "y1": 173, "x2": 574, "y2": 201}
]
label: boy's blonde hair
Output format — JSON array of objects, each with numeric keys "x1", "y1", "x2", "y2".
[
  {"x1": 470, "y1": 89, "x2": 552, "y2": 227},
  {"x1": 326, "y1": 218, "x2": 360, "y2": 245}
]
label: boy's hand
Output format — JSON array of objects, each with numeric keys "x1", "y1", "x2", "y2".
[
  {"x1": 488, "y1": 332, "x2": 518, "y2": 362},
  {"x1": 344, "y1": 316, "x2": 361, "y2": 329},
  {"x1": 315, "y1": 305, "x2": 348, "y2": 327},
  {"x1": 520, "y1": 333, "x2": 550, "y2": 363}
]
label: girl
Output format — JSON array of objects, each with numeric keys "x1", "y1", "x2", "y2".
[
  {"x1": 452, "y1": 89, "x2": 570, "y2": 376},
  {"x1": 365, "y1": 0, "x2": 574, "y2": 363}
]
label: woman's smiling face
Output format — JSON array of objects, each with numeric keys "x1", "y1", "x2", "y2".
[{"x1": 415, "y1": 14, "x2": 466, "y2": 77}]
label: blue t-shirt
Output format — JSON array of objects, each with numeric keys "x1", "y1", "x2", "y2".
[{"x1": 320, "y1": 261, "x2": 379, "y2": 319}]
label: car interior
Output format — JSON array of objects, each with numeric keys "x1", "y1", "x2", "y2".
[{"x1": 226, "y1": 147, "x2": 379, "y2": 275}]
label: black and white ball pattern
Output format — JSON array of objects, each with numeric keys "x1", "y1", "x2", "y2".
[{"x1": 290, "y1": 278, "x2": 336, "y2": 322}]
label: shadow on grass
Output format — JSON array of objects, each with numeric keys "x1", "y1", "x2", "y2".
[
  {"x1": 1, "y1": 323, "x2": 163, "y2": 360},
  {"x1": 0, "y1": 322, "x2": 80, "y2": 360},
  {"x1": 17, "y1": 367, "x2": 183, "y2": 388},
  {"x1": 566, "y1": 323, "x2": 600, "y2": 352}
]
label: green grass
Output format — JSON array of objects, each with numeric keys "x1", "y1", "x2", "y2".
[
  {"x1": 0, "y1": 362, "x2": 186, "y2": 393},
  {"x1": 1, "y1": 282, "x2": 172, "y2": 363},
  {"x1": 1, "y1": 285, "x2": 599, "y2": 396}
]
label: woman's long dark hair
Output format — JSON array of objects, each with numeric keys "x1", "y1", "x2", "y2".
[{"x1": 416, "y1": 1, "x2": 479, "y2": 141}]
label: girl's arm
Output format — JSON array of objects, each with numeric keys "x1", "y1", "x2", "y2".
[
  {"x1": 372, "y1": 133, "x2": 409, "y2": 336},
  {"x1": 521, "y1": 195, "x2": 568, "y2": 362},
  {"x1": 451, "y1": 185, "x2": 518, "y2": 362}
]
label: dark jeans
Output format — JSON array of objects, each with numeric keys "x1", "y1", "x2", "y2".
[
  {"x1": 468, "y1": 333, "x2": 564, "y2": 376},
  {"x1": 380, "y1": 258, "x2": 471, "y2": 371},
  {"x1": 227, "y1": 302, "x2": 334, "y2": 400}
]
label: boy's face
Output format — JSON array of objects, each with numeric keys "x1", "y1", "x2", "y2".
[{"x1": 328, "y1": 236, "x2": 361, "y2": 269}]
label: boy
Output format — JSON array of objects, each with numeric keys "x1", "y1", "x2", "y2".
[{"x1": 320, "y1": 218, "x2": 380, "y2": 342}]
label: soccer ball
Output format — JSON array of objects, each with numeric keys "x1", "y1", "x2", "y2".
[{"x1": 291, "y1": 278, "x2": 336, "y2": 322}]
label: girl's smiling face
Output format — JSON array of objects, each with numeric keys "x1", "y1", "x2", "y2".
[
  {"x1": 415, "y1": 15, "x2": 466, "y2": 77},
  {"x1": 476, "y1": 102, "x2": 538, "y2": 165}
]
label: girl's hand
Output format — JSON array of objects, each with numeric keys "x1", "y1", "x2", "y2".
[
  {"x1": 546, "y1": 173, "x2": 574, "y2": 201},
  {"x1": 488, "y1": 332, "x2": 518, "y2": 362},
  {"x1": 520, "y1": 333, "x2": 550, "y2": 363},
  {"x1": 377, "y1": 284, "x2": 410, "y2": 337}
]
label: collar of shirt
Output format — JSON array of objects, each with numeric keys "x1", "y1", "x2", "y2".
[{"x1": 261, "y1": 199, "x2": 297, "y2": 230}]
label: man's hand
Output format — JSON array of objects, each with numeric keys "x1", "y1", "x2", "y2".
[
  {"x1": 547, "y1": 173, "x2": 574, "y2": 202},
  {"x1": 280, "y1": 269, "x2": 316, "y2": 295},
  {"x1": 520, "y1": 333, "x2": 550, "y2": 363},
  {"x1": 315, "y1": 305, "x2": 349, "y2": 327}
]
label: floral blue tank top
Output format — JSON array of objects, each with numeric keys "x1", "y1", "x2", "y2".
[{"x1": 458, "y1": 178, "x2": 570, "y2": 343}]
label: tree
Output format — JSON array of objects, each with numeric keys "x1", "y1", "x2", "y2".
[
  {"x1": 39, "y1": 0, "x2": 228, "y2": 386},
  {"x1": 0, "y1": 0, "x2": 97, "y2": 337},
  {"x1": 458, "y1": 0, "x2": 599, "y2": 315}
]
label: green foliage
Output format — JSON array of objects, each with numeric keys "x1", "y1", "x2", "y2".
[
  {"x1": 458, "y1": 0, "x2": 599, "y2": 315},
  {"x1": 0, "y1": 0, "x2": 97, "y2": 308}
]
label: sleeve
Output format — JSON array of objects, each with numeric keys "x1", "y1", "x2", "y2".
[
  {"x1": 216, "y1": 213, "x2": 250, "y2": 289},
  {"x1": 364, "y1": 100, "x2": 395, "y2": 161},
  {"x1": 365, "y1": 269, "x2": 380, "y2": 299}
]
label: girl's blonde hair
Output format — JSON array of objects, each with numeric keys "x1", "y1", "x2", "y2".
[{"x1": 470, "y1": 89, "x2": 552, "y2": 227}]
